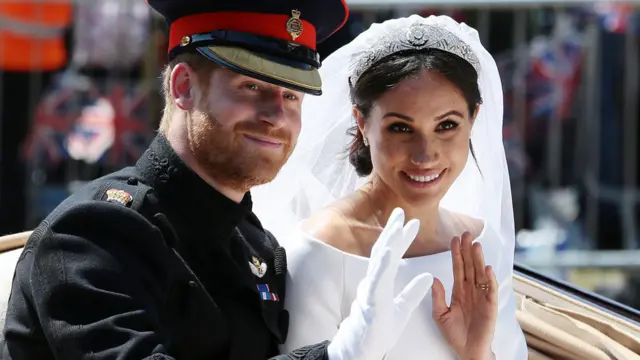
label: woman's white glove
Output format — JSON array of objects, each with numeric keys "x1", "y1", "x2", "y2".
[{"x1": 327, "y1": 208, "x2": 434, "y2": 360}]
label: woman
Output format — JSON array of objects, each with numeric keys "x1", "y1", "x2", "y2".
[{"x1": 252, "y1": 15, "x2": 527, "y2": 359}]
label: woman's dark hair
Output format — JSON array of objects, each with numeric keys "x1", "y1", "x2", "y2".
[{"x1": 347, "y1": 48, "x2": 482, "y2": 177}]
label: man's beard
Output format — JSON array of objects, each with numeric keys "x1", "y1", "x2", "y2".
[{"x1": 187, "y1": 109, "x2": 295, "y2": 193}]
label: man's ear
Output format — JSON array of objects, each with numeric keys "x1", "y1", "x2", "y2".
[{"x1": 170, "y1": 63, "x2": 197, "y2": 111}]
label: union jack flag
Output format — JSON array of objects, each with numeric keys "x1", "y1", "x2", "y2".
[
  {"x1": 527, "y1": 29, "x2": 584, "y2": 122},
  {"x1": 594, "y1": 3, "x2": 636, "y2": 34},
  {"x1": 22, "y1": 74, "x2": 155, "y2": 168},
  {"x1": 22, "y1": 82, "x2": 76, "y2": 166},
  {"x1": 495, "y1": 20, "x2": 585, "y2": 180},
  {"x1": 101, "y1": 83, "x2": 153, "y2": 167}
]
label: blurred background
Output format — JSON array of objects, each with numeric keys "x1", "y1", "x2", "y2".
[{"x1": 0, "y1": 0, "x2": 638, "y2": 310}]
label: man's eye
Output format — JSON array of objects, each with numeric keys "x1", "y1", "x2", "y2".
[
  {"x1": 284, "y1": 93, "x2": 298, "y2": 101},
  {"x1": 246, "y1": 83, "x2": 259, "y2": 91}
]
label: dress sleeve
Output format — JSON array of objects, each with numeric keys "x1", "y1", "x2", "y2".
[
  {"x1": 486, "y1": 226, "x2": 528, "y2": 359},
  {"x1": 279, "y1": 231, "x2": 345, "y2": 354}
]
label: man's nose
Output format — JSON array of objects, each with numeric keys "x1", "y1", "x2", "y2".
[{"x1": 257, "y1": 93, "x2": 286, "y2": 128}]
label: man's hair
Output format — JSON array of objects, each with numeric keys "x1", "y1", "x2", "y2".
[{"x1": 159, "y1": 53, "x2": 218, "y2": 133}]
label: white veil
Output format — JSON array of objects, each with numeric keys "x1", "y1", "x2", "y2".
[{"x1": 251, "y1": 14, "x2": 514, "y2": 256}]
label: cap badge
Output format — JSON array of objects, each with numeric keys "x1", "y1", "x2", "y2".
[
  {"x1": 180, "y1": 36, "x2": 191, "y2": 47},
  {"x1": 286, "y1": 9, "x2": 303, "y2": 41},
  {"x1": 249, "y1": 255, "x2": 267, "y2": 278},
  {"x1": 105, "y1": 189, "x2": 133, "y2": 207}
]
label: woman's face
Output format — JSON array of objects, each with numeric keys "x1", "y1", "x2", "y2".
[{"x1": 357, "y1": 69, "x2": 477, "y2": 207}]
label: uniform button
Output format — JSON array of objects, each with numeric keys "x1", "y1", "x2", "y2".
[
  {"x1": 188, "y1": 281, "x2": 197, "y2": 288},
  {"x1": 127, "y1": 177, "x2": 138, "y2": 185}
]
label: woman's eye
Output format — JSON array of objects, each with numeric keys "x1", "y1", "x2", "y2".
[
  {"x1": 388, "y1": 123, "x2": 412, "y2": 133},
  {"x1": 436, "y1": 120, "x2": 459, "y2": 132}
]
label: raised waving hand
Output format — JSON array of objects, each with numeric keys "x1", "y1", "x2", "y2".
[
  {"x1": 327, "y1": 208, "x2": 434, "y2": 360},
  {"x1": 432, "y1": 232, "x2": 498, "y2": 360}
]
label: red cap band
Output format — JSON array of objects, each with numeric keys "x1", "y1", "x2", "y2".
[{"x1": 169, "y1": 11, "x2": 317, "y2": 53}]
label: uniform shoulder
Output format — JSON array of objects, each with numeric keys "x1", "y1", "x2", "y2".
[
  {"x1": 47, "y1": 168, "x2": 155, "y2": 221},
  {"x1": 29, "y1": 168, "x2": 165, "y2": 253}
]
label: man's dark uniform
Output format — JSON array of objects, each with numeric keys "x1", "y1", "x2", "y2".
[{"x1": 1, "y1": 0, "x2": 349, "y2": 359}]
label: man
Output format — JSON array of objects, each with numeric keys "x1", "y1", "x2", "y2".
[{"x1": 1, "y1": 0, "x2": 433, "y2": 359}]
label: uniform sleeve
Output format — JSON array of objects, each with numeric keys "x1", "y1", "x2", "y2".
[
  {"x1": 277, "y1": 232, "x2": 345, "y2": 356},
  {"x1": 269, "y1": 341, "x2": 330, "y2": 360},
  {"x1": 4, "y1": 202, "x2": 176, "y2": 360}
]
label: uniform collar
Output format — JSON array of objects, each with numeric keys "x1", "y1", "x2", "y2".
[{"x1": 135, "y1": 134, "x2": 252, "y2": 243}]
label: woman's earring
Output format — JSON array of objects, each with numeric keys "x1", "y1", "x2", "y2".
[{"x1": 363, "y1": 137, "x2": 369, "y2": 147}]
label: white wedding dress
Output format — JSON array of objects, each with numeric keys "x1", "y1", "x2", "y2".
[
  {"x1": 250, "y1": 14, "x2": 529, "y2": 360},
  {"x1": 279, "y1": 217, "x2": 527, "y2": 359}
]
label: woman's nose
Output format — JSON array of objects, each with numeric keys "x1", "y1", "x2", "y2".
[
  {"x1": 411, "y1": 153, "x2": 433, "y2": 166},
  {"x1": 410, "y1": 137, "x2": 436, "y2": 165}
]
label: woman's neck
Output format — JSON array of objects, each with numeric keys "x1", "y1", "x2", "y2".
[{"x1": 358, "y1": 176, "x2": 445, "y2": 253}]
